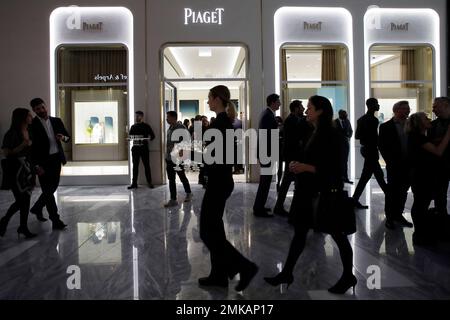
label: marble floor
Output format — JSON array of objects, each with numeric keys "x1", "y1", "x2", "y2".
[{"x1": 0, "y1": 179, "x2": 449, "y2": 300}]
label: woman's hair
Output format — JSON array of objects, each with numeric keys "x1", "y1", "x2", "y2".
[
  {"x1": 10, "y1": 108, "x2": 30, "y2": 131},
  {"x1": 406, "y1": 112, "x2": 427, "y2": 134},
  {"x1": 308, "y1": 95, "x2": 334, "y2": 130},
  {"x1": 226, "y1": 103, "x2": 237, "y2": 121},
  {"x1": 210, "y1": 85, "x2": 237, "y2": 120}
]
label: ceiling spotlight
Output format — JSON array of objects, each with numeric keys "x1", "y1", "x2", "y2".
[{"x1": 198, "y1": 48, "x2": 212, "y2": 57}]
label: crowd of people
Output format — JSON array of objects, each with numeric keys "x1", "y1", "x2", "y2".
[{"x1": 0, "y1": 89, "x2": 449, "y2": 294}]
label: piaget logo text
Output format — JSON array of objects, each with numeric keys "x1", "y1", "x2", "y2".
[
  {"x1": 184, "y1": 8, "x2": 224, "y2": 25},
  {"x1": 390, "y1": 22, "x2": 409, "y2": 31},
  {"x1": 304, "y1": 21, "x2": 323, "y2": 31}
]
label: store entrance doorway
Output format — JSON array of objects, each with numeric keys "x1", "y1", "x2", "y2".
[{"x1": 161, "y1": 45, "x2": 249, "y2": 185}]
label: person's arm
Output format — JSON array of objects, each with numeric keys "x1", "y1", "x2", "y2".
[
  {"x1": 378, "y1": 124, "x2": 390, "y2": 162},
  {"x1": 148, "y1": 124, "x2": 156, "y2": 141},
  {"x1": 422, "y1": 125, "x2": 450, "y2": 156},
  {"x1": 2, "y1": 141, "x2": 29, "y2": 157},
  {"x1": 355, "y1": 118, "x2": 363, "y2": 141},
  {"x1": 55, "y1": 118, "x2": 71, "y2": 143},
  {"x1": 289, "y1": 161, "x2": 316, "y2": 174},
  {"x1": 347, "y1": 120, "x2": 353, "y2": 138}
]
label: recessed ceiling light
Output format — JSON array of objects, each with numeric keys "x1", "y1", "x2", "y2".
[{"x1": 199, "y1": 48, "x2": 212, "y2": 57}]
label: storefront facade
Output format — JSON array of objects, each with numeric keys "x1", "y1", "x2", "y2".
[{"x1": 0, "y1": 0, "x2": 447, "y2": 185}]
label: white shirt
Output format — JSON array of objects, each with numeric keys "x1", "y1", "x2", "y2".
[{"x1": 39, "y1": 117, "x2": 59, "y2": 155}]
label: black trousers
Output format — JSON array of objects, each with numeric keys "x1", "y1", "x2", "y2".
[
  {"x1": 132, "y1": 147, "x2": 152, "y2": 185},
  {"x1": 411, "y1": 178, "x2": 434, "y2": 237},
  {"x1": 253, "y1": 164, "x2": 273, "y2": 211},
  {"x1": 166, "y1": 159, "x2": 191, "y2": 200},
  {"x1": 275, "y1": 161, "x2": 295, "y2": 209},
  {"x1": 32, "y1": 154, "x2": 61, "y2": 222},
  {"x1": 200, "y1": 176, "x2": 251, "y2": 278},
  {"x1": 353, "y1": 148, "x2": 387, "y2": 201},
  {"x1": 3, "y1": 185, "x2": 31, "y2": 228},
  {"x1": 384, "y1": 164, "x2": 410, "y2": 220},
  {"x1": 433, "y1": 173, "x2": 449, "y2": 215},
  {"x1": 342, "y1": 140, "x2": 350, "y2": 180}
]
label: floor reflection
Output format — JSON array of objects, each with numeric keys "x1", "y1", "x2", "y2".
[{"x1": 0, "y1": 180, "x2": 449, "y2": 300}]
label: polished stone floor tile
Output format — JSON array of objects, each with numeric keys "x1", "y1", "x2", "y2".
[{"x1": 0, "y1": 179, "x2": 449, "y2": 300}]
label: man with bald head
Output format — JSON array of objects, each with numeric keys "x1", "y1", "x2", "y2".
[{"x1": 379, "y1": 100, "x2": 413, "y2": 229}]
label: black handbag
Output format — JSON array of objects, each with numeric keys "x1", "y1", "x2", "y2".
[
  {"x1": 1, "y1": 158, "x2": 16, "y2": 190},
  {"x1": 313, "y1": 189, "x2": 356, "y2": 235}
]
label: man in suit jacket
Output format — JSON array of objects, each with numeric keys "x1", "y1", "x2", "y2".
[
  {"x1": 379, "y1": 101, "x2": 413, "y2": 229},
  {"x1": 352, "y1": 98, "x2": 387, "y2": 209},
  {"x1": 334, "y1": 110, "x2": 353, "y2": 184},
  {"x1": 428, "y1": 97, "x2": 450, "y2": 216},
  {"x1": 253, "y1": 94, "x2": 280, "y2": 217},
  {"x1": 273, "y1": 100, "x2": 303, "y2": 216},
  {"x1": 29, "y1": 98, "x2": 69, "y2": 230}
]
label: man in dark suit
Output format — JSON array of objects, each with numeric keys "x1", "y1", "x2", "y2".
[
  {"x1": 273, "y1": 100, "x2": 303, "y2": 216},
  {"x1": 29, "y1": 98, "x2": 69, "y2": 230},
  {"x1": 334, "y1": 109, "x2": 353, "y2": 184},
  {"x1": 128, "y1": 111, "x2": 156, "y2": 189},
  {"x1": 428, "y1": 97, "x2": 450, "y2": 216},
  {"x1": 379, "y1": 101, "x2": 413, "y2": 229},
  {"x1": 253, "y1": 94, "x2": 280, "y2": 217},
  {"x1": 352, "y1": 98, "x2": 387, "y2": 209}
]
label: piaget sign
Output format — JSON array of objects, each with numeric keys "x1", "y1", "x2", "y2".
[
  {"x1": 390, "y1": 22, "x2": 409, "y2": 31},
  {"x1": 184, "y1": 8, "x2": 224, "y2": 25},
  {"x1": 303, "y1": 21, "x2": 323, "y2": 31}
]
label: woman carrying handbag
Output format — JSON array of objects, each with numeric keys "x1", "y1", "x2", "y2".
[
  {"x1": 0, "y1": 108, "x2": 37, "y2": 239},
  {"x1": 264, "y1": 95, "x2": 357, "y2": 294}
]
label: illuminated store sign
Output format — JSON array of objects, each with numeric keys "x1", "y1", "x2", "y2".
[
  {"x1": 184, "y1": 8, "x2": 224, "y2": 25},
  {"x1": 303, "y1": 21, "x2": 322, "y2": 31},
  {"x1": 94, "y1": 74, "x2": 128, "y2": 82},
  {"x1": 82, "y1": 22, "x2": 103, "y2": 31},
  {"x1": 390, "y1": 22, "x2": 409, "y2": 31}
]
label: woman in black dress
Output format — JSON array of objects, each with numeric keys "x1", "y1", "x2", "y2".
[
  {"x1": 0, "y1": 108, "x2": 37, "y2": 238},
  {"x1": 264, "y1": 95, "x2": 356, "y2": 294},
  {"x1": 198, "y1": 85, "x2": 258, "y2": 291},
  {"x1": 406, "y1": 112, "x2": 450, "y2": 245}
]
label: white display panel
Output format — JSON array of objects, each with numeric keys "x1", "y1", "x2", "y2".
[{"x1": 74, "y1": 101, "x2": 119, "y2": 144}]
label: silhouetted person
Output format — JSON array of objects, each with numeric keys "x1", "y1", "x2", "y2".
[
  {"x1": 29, "y1": 98, "x2": 68, "y2": 230},
  {"x1": 183, "y1": 119, "x2": 190, "y2": 129},
  {"x1": 274, "y1": 100, "x2": 303, "y2": 216},
  {"x1": 275, "y1": 116, "x2": 284, "y2": 192},
  {"x1": 199, "y1": 85, "x2": 258, "y2": 291},
  {"x1": 128, "y1": 111, "x2": 155, "y2": 189},
  {"x1": 264, "y1": 95, "x2": 356, "y2": 294},
  {"x1": 406, "y1": 112, "x2": 450, "y2": 246},
  {"x1": 334, "y1": 109, "x2": 353, "y2": 184},
  {"x1": 379, "y1": 101, "x2": 413, "y2": 230},
  {"x1": 0, "y1": 108, "x2": 36, "y2": 238},
  {"x1": 427, "y1": 97, "x2": 450, "y2": 216},
  {"x1": 352, "y1": 98, "x2": 387, "y2": 209},
  {"x1": 253, "y1": 94, "x2": 280, "y2": 218},
  {"x1": 164, "y1": 111, "x2": 192, "y2": 207}
]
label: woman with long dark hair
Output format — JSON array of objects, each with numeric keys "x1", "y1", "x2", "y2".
[
  {"x1": 264, "y1": 95, "x2": 356, "y2": 294},
  {"x1": 0, "y1": 108, "x2": 36, "y2": 238},
  {"x1": 198, "y1": 85, "x2": 258, "y2": 291}
]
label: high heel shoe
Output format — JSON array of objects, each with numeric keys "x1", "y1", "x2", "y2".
[
  {"x1": 328, "y1": 274, "x2": 357, "y2": 294},
  {"x1": 264, "y1": 272, "x2": 294, "y2": 288},
  {"x1": 17, "y1": 226, "x2": 37, "y2": 239}
]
